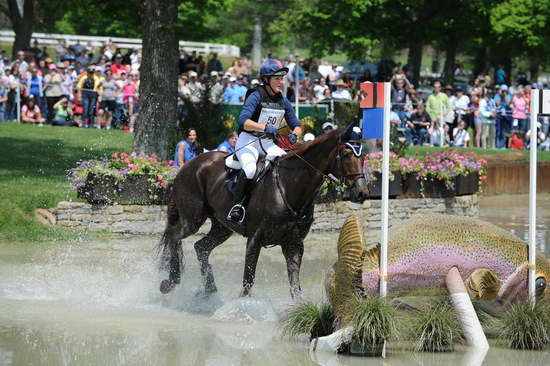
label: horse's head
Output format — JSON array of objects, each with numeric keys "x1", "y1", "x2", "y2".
[{"x1": 329, "y1": 124, "x2": 368, "y2": 203}]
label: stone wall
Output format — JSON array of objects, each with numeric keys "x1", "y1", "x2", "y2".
[{"x1": 51, "y1": 195, "x2": 478, "y2": 240}]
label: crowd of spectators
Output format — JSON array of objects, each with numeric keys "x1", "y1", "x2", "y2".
[{"x1": 3, "y1": 38, "x2": 549, "y2": 151}]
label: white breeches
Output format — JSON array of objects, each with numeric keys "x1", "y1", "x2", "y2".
[{"x1": 235, "y1": 132, "x2": 286, "y2": 179}]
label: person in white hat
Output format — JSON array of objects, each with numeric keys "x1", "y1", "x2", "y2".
[
  {"x1": 322, "y1": 121, "x2": 336, "y2": 134},
  {"x1": 303, "y1": 132, "x2": 315, "y2": 142},
  {"x1": 187, "y1": 70, "x2": 202, "y2": 103}
]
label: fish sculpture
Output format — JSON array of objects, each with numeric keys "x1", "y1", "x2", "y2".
[{"x1": 326, "y1": 214, "x2": 550, "y2": 323}]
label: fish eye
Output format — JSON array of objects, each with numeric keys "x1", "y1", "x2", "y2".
[{"x1": 536, "y1": 277, "x2": 547, "y2": 298}]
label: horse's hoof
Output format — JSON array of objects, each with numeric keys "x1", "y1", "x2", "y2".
[{"x1": 160, "y1": 280, "x2": 175, "y2": 294}]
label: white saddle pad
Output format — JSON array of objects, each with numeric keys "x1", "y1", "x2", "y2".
[{"x1": 225, "y1": 154, "x2": 241, "y2": 169}]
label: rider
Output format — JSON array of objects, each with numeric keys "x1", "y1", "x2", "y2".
[{"x1": 227, "y1": 59, "x2": 302, "y2": 223}]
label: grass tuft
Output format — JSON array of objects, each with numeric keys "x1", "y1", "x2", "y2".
[
  {"x1": 280, "y1": 301, "x2": 336, "y2": 340},
  {"x1": 351, "y1": 296, "x2": 398, "y2": 348},
  {"x1": 411, "y1": 300, "x2": 462, "y2": 352},
  {"x1": 498, "y1": 301, "x2": 550, "y2": 350}
]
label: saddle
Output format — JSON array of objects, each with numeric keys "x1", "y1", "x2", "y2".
[{"x1": 224, "y1": 154, "x2": 274, "y2": 193}]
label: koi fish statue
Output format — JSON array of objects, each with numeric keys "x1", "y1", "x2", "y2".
[{"x1": 326, "y1": 214, "x2": 550, "y2": 323}]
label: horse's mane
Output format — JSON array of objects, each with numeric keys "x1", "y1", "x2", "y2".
[{"x1": 281, "y1": 129, "x2": 341, "y2": 160}]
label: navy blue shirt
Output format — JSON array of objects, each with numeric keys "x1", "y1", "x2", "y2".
[{"x1": 238, "y1": 89, "x2": 301, "y2": 130}]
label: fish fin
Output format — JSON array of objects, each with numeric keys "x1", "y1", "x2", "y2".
[
  {"x1": 466, "y1": 268, "x2": 501, "y2": 301},
  {"x1": 332, "y1": 215, "x2": 365, "y2": 324},
  {"x1": 363, "y1": 241, "x2": 380, "y2": 268}
]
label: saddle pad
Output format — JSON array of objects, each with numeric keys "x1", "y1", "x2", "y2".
[{"x1": 225, "y1": 154, "x2": 241, "y2": 169}]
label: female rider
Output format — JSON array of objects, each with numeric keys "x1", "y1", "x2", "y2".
[{"x1": 227, "y1": 59, "x2": 302, "y2": 223}]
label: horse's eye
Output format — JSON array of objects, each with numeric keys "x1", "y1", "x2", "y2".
[{"x1": 536, "y1": 277, "x2": 547, "y2": 298}]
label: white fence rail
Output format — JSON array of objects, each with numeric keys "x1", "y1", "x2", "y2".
[{"x1": 0, "y1": 30, "x2": 240, "y2": 57}]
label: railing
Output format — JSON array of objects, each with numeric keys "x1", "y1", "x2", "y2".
[{"x1": 0, "y1": 30, "x2": 241, "y2": 57}]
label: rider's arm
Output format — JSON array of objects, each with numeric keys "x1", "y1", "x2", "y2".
[
  {"x1": 283, "y1": 98, "x2": 302, "y2": 136},
  {"x1": 238, "y1": 91, "x2": 268, "y2": 132}
]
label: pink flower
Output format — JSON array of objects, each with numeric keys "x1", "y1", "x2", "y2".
[
  {"x1": 120, "y1": 152, "x2": 128, "y2": 158},
  {"x1": 123, "y1": 158, "x2": 130, "y2": 163},
  {"x1": 128, "y1": 164, "x2": 139, "y2": 170},
  {"x1": 130, "y1": 152, "x2": 137, "y2": 157},
  {"x1": 157, "y1": 175, "x2": 164, "y2": 181},
  {"x1": 112, "y1": 153, "x2": 118, "y2": 159},
  {"x1": 168, "y1": 160, "x2": 174, "y2": 166},
  {"x1": 415, "y1": 151, "x2": 420, "y2": 155}
]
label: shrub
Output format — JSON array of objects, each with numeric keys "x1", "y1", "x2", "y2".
[
  {"x1": 280, "y1": 302, "x2": 336, "y2": 340},
  {"x1": 351, "y1": 296, "x2": 398, "y2": 348},
  {"x1": 498, "y1": 301, "x2": 550, "y2": 350},
  {"x1": 411, "y1": 300, "x2": 462, "y2": 352}
]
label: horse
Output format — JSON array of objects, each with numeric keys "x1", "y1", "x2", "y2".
[{"x1": 158, "y1": 125, "x2": 368, "y2": 299}]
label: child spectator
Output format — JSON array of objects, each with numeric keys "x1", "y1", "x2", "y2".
[
  {"x1": 21, "y1": 97, "x2": 45, "y2": 125},
  {"x1": 52, "y1": 96, "x2": 75, "y2": 126}
]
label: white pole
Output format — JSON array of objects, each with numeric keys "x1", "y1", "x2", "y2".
[
  {"x1": 295, "y1": 55, "x2": 300, "y2": 119},
  {"x1": 528, "y1": 88, "x2": 538, "y2": 304},
  {"x1": 380, "y1": 82, "x2": 391, "y2": 297}
]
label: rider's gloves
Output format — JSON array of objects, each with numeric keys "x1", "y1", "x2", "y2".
[
  {"x1": 287, "y1": 133, "x2": 297, "y2": 145},
  {"x1": 264, "y1": 125, "x2": 279, "y2": 138}
]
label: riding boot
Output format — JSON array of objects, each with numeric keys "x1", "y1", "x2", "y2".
[{"x1": 227, "y1": 171, "x2": 252, "y2": 223}]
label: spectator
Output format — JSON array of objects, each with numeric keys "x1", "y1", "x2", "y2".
[
  {"x1": 4, "y1": 66, "x2": 18, "y2": 120},
  {"x1": 495, "y1": 85, "x2": 512, "y2": 148},
  {"x1": 178, "y1": 74, "x2": 191, "y2": 100},
  {"x1": 322, "y1": 121, "x2": 336, "y2": 134},
  {"x1": 43, "y1": 63, "x2": 65, "y2": 123},
  {"x1": 313, "y1": 78, "x2": 329, "y2": 101},
  {"x1": 76, "y1": 66, "x2": 101, "y2": 128},
  {"x1": 510, "y1": 87, "x2": 528, "y2": 133},
  {"x1": 16, "y1": 50, "x2": 28, "y2": 75},
  {"x1": 185, "y1": 51, "x2": 199, "y2": 72},
  {"x1": 206, "y1": 53, "x2": 223, "y2": 74},
  {"x1": 327, "y1": 64, "x2": 339, "y2": 90},
  {"x1": 428, "y1": 120, "x2": 446, "y2": 147},
  {"x1": 21, "y1": 97, "x2": 45, "y2": 125},
  {"x1": 123, "y1": 71, "x2": 139, "y2": 132},
  {"x1": 51, "y1": 96, "x2": 75, "y2": 126},
  {"x1": 209, "y1": 71, "x2": 224, "y2": 103},
  {"x1": 303, "y1": 132, "x2": 315, "y2": 142},
  {"x1": 223, "y1": 77, "x2": 241, "y2": 103},
  {"x1": 0, "y1": 78, "x2": 7, "y2": 121},
  {"x1": 405, "y1": 104, "x2": 431, "y2": 146},
  {"x1": 509, "y1": 131, "x2": 525, "y2": 149},
  {"x1": 99, "y1": 70, "x2": 117, "y2": 129},
  {"x1": 479, "y1": 90, "x2": 497, "y2": 148},
  {"x1": 187, "y1": 71, "x2": 202, "y2": 103},
  {"x1": 332, "y1": 79, "x2": 352, "y2": 101},
  {"x1": 495, "y1": 65, "x2": 506, "y2": 85},
  {"x1": 110, "y1": 54, "x2": 127, "y2": 77},
  {"x1": 390, "y1": 73, "x2": 411, "y2": 125},
  {"x1": 174, "y1": 128, "x2": 200, "y2": 167},
  {"x1": 426, "y1": 81, "x2": 452, "y2": 125},
  {"x1": 525, "y1": 122, "x2": 546, "y2": 149},
  {"x1": 216, "y1": 131, "x2": 238, "y2": 152},
  {"x1": 516, "y1": 69, "x2": 529, "y2": 86},
  {"x1": 288, "y1": 60, "x2": 306, "y2": 84},
  {"x1": 453, "y1": 120, "x2": 470, "y2": 147}
]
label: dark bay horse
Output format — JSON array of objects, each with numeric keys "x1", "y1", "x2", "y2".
[{"x1": 159, "y1": 127, "x2": 368, "y2": 299}]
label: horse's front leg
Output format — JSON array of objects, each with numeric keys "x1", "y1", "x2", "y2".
[
  {"x1": 281, "y1": 241, "x2": 304, "y2": 300},
  {"x1": 240, "y1": 233, "x2": 262, "y2": 297}
]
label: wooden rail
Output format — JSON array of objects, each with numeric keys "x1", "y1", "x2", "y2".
[{"x1": 484, "y1": 161, "x2": 550, "y2": 195}]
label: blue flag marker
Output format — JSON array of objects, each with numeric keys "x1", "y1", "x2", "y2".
[{"x1": 362, "y1": 108, "x2": 384, "y2": 139}]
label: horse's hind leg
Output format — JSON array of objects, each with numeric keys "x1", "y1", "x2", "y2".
[
  {"x1": 159, "y1": 203, "x2": 205, "y2": 294},
  {"x1": 194, "y1": 218, "x2": 232, "y2": 295}
]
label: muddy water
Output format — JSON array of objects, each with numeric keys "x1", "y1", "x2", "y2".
[{"x1": 0, "y1": 195, "x2": 549, "y2": 366}]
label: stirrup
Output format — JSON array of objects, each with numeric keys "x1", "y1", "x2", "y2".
[{"x1": 227, "y1": 204, "x2": 246, "y2": 223}]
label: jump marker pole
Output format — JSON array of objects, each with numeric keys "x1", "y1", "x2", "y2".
[
  {"x1": 295, "y1": 55, "x2": 300, "y2": 120},
  {"x1": 528, "y1": 88, "x2": 539, "y2": 304},
  {"x1": 380, "y1": 82, "x2": 391, "y2": 297}
]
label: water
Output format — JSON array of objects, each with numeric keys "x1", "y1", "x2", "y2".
[{"x1": 0, "y1": 195, "x2": 549, "y2": 365}]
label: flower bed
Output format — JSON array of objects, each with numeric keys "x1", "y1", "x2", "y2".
[
  {"x1": 68, "y1": 152, "x2": 178, "y2": 204},
  {"x1": 363, "y1": 150, "x2": 487, "y2": 199}
]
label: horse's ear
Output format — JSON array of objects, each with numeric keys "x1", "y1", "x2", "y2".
[{"x1": 340, "y1": 123, "x2": 355, "y2": 141}]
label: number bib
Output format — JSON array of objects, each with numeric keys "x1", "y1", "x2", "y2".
[{"x1": 257, "y1": 107, "x2": 285, "y2": 129}]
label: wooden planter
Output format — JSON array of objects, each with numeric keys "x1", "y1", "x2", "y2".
[
  {"x1": 401, "y1": 173, "x2": 422, "y2": 198},
  {"x1": 455, "y1": 172, "x2": 479, "y2": 196},
  {"x1": 77, "y1": 173, "x2": 119, "y2": 204},
  {"x1": 421, "y1": 177, "x2": 456, "y2": 198},
  {"x1": 79, "y1": 174, "x2": 167, "y2": 205},
  {"x1": 367, "y1": 171, "x2": 403, "y2": 198}
]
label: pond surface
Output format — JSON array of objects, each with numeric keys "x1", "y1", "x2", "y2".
[{"x1": 1, "y1": 195, "x2": 549, "y2": 366}]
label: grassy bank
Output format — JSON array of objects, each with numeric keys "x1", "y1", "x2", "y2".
[{"x1": 0, "y1": 122, "x2": 132, "y2": 241}]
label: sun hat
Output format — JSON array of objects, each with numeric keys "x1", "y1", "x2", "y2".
[
  {"x1": 303, "y1": 133, "x2": 315, "y2": 142},
  {"x1": 322, "y1": 122, "x2": 336, "y2": 130}
]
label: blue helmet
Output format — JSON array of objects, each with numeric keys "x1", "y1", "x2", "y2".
[{"x1": 259, "y1": 59, "x2": 288, "y2": 78}]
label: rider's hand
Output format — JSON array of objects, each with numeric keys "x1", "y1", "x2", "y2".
[
  {"x1": 287, "y1": 133, "x2": 297, "y2": 144},
  {"x1": 264, "y1": 124, "x2": 279, "y2": 138}
]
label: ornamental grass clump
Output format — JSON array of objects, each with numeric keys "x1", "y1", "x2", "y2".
[
  {"x1": 280, "y1": 302, "x2": 336, "y2": 340},
  {"x1": 351, "y1": 296, "x2": 398, "y2": 349},
  {"x1": 411, "y1": 300, "x2": 462, "y2": 352},
  {"x1": 498, "y1": 301, "x2": 550, "y2": 350}
]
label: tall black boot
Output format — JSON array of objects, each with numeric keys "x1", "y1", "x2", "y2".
[{"x1": 227, "y1": 171, "x2": 252, "y2": 223}]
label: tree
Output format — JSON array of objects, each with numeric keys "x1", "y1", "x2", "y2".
[
  {"x1": 1, "y1": 0, "x2": 35, "y2": 55},
  {"x1": 133, "y1": 0, "x2": 179, "y2": 159}
]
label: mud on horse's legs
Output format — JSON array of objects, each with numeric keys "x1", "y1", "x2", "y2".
[
  {"x1": 194, "y1": 219, "x2": 232, "y2": 294},
  {"x1": 240, "y1": 231, "x2": 263, "y2": 297},
  {"x1": 281, "y1": 241, "x2": 304, "y2": 299}
]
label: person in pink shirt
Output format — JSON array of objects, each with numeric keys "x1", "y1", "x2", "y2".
[
  {"x1": 122, "y1": 72, "x2": 139, "y2": 132},
  {"x1": 510, "y1": 88, "x2": 528, "y2": 132}
]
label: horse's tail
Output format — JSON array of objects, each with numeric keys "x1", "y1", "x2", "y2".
[{"x1": 157, "y1": 189, "x2": 184, "y2": 288}]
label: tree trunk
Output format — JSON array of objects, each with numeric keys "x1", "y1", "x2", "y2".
[
  {"x1": 473, "y1": 47, "x2": 487, "y2": 77},
  {"x1": 251, "y1": 15, "x2": 262, "y2": 68},
  {"x1": 134, "y1": 0, "x2": 178, "y2": 160},
  {"x1": 443, "y1": 31, "x2": 457, "y2": 85},
  {"x1": 407, "y1": 40, "x2": 423, "y2": 87},
  {"x1": 7, "y1": 0, "x2": 34, "y2": 56},
  {"x1": 529, "y1": 57, "x2": 539, "y2": 83}
]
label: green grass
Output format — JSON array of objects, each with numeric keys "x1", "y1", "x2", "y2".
[
  {"x1": 0, "y1": 122, "x2": 132, "y2": 241},
  {"x1": 406, "y1": 146, "x2": 550, "y2": 162},
  {"x1": 351, "y1": 296, "x2": 399, "y2": 348},
  {"x1": 498, "y1": 301, "x2": 550, "y2": 350},
  {"x1": 280, "y1": 301, "x2": 336, "y2": 340}
]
